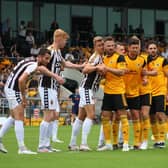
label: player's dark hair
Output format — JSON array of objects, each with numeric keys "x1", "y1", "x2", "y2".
[
  {"x1": 145, "y1": 40, "x2": 158, "y2": 49},
  {"x1": 38, "y1": 48, "x2": 51, "y2": 56},
  {"x1": 127, "y1": 38, "x2": 139, "y2": 46},
  {"x1": 104, "y1": 36, "x2": 115, "y2": 42}
]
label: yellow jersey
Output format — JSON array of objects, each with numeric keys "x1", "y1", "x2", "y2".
[
  {"x1": 103, "y1": 53, "x2": 126, "y2": 94},
  {"x1": 124, "y1": 55, "x2": 146, "y2": 98},
  {"x1": 148, "y1": 55, "x2": 168, "y2": 96}
]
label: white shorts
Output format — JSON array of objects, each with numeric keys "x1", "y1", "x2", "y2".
[
  {"x1": 38, "y1": 87, "x2": 60, "y2": 112},
  {"x1": 4, "y1": 87, "x2": 22, "y2": 110},
  {"x1": 79, "y1": 87, "x2": 95, "y2": 108}
]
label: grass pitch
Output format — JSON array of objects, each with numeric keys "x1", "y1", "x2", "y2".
[{"x1": 0, "y1": 125, "x2": 167, "y2": 168}]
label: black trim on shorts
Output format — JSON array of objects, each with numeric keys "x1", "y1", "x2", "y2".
[{"x1": 140, "y1": 93, "x2": 151, "y2": 106}]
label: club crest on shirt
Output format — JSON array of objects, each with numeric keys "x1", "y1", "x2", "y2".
[{"x1": 137, "y1": 63, "x2": 141, "y2": 67}]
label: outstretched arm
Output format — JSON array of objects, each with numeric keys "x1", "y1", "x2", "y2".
[
  {"x1": 62, "y1": 59, "x2": 86, "y2": 70},
  {"x1": 37, "y1": 66, "x2": 65, "y2": 84}
]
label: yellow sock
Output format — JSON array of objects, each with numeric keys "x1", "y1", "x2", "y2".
[
  {"x1": 142, "y1": 118, "x2": 150, "y2": 141},
  {"x1": 139, "y1": 120, "x2": 143, "y2": 143},
  {"x1": 151, "y1": 122, "x2": 159, "y2": 142},
  {"x1": 133, "y1": 120, "x2": 141, "y2": 146},
  {"x1": 112, "y1": 120, "x2": 119, "y2": 145},
  {"x1": 158, "y1": 121, "x2": 166, "y2": 142},
  {"x1": 120, "y1": 115, "x2": 129, "y2": 144},
  {"x1": 102, "y1": 117, "x2": 111, "y2": 144},
  {"x1": 167, "y1": 120, "x2": 168, "y2": 133}
]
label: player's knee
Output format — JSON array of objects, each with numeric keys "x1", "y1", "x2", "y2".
[
  {"x1": 87, "y1": 113, "x2": 95, "y2": 120},
  {"x1": 101, "y1": 116, "x2": 111, "y2": 125}
]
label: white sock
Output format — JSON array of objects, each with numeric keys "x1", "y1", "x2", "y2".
[
  {"x1": 45, "y1": 122, "x2": 53, "y2": 147},
  {"x1": 14, "y1": 120, "x2": 25, "y2": 148},
  {"x1": 69, "y1": 118, "x2": 83, "y2": 146},
  {"x1": 118, "y1": 122, "x2": 123, "y2": 143},
  {"x1": 98, "y1": 124, "x2": 104, "y2": 146},
  {"x1": 38, "y1": 120, "x2": 50, "y2": 148},
  {"x1": 81, "y1": 118, "x2": 93, "y2": 145},
  {"x1": 52, "y1": 120, "x2": 58, "y2": 140},
  {"x1": 0, "y1": 116, "x2": 14, "y2": 139}
]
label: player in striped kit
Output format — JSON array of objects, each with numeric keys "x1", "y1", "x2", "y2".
[
  {"x1": 68, "y1": 36, "x2": 108, "y2": 151},
  {"x1": 37, "y1": 29, "x2": 85, "y2": 153},
  {"x1": 0, "y1": 48, "x2": 64, "y2": 154}
]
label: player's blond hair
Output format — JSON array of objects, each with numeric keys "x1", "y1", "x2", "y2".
[
  {"x1": 93, "y1": 36, "x2": 103, "y2": 46},
  {"x1": 53, "y1": 29, "x2": 69, "y2": 41}
]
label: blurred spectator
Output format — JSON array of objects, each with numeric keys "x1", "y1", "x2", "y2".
[
  {"x1": 18, "y1": 20, "x2": 26, "y2": 38},
  {"x1": 65, "y1": 49, "x2": 75, "y2": 62},
  {"x1": 49, "y1": 21, "x2": 59, "y2": 41},
  {"x1": 27, "y1": 21, "x2": 34, "y2": 32},
  {"x1": 30, "y1": 44, "x2": 40, "y2": 56},
  {"x1": 71, "y1": 25, "x2": 80, "y2": 47},
  {"x1": 0, "y1": 36, "x2": 4, "y2": 49},
  {"x1": 68, "y1": 88, "x2": 80, "y2": 125},
  {"x1": 135, "y1": 24, "x2": 144, "y2": 38},
  {"x1": 161, "y1": 43, "x2": 168, "y2": 59},
  {"x1": 27, "y1": 76, "x2": 39, "y2": 97},
  {"x1": 26, "y1": 31, "x2": 35, "y2": 47},
  {"x1": 2, "y1": 18, "x2": 10, "y2": 37},
  {"x1": 50, "y1": 21, "x2": 59, "y2": 32},
  {"x1": 0, "y1": 22, "x2": 2, "y2": 36},
  {"x1": 129, "y1": 24, "x2": 135, "y2": 36},
  {"x1": 1, "y1": 18, "x2": 11, "y2": 47}
]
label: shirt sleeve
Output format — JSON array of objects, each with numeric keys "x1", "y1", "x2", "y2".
[
  {"x1": 89, "y1": 55, "x2": 100, "y2": 66},
  {"x1": 117, "y1": 55, "x2": 127, "y2": 69},
  {"x1": 162, "y1": 58, "x2": 168, "y2": 71},
  {"x1": 24, "y1": 62, "x2": 38, "y2": 75}
]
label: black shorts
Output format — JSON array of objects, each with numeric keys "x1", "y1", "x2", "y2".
[
  {"x1": 126, "y1": 96, "x2": 141, "y2": 110},
  {"x1": 101, "y1": 93, "x2": 127, "y2": 111},
  {"x1": 150, "y1": 95, "x2": 166, "y2": 115},
  {"x1": 140, "y1": 93, "x2": 151, "y2": 106},
  {"x1": 165, "y1": 105, "x2": 168, "y2": 116}
]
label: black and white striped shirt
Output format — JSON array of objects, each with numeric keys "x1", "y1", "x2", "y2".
[
  {"x1": 5, "y1": 57, "x2": 37, "y2": 91},
  {"x1": 80, "y1": 52, "x2": 103, "y2": 92},
  {"x1": 39, "y1": 49, "x2": 63, "y2": 90}
]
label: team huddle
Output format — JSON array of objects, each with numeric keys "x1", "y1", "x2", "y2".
[{"x1": 0, "y1": 28, "x2": 168, "y2": 154}]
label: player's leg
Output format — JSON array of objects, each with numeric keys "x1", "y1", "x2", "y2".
[
  {"x1": 97, "y1": 124, "x2": 105, "y2": 148},
  {"x1": 127, "y1": 97, "x2": 141, "y2": 149},
  {"x1": 68, "y1": 107, "x2": 86, "y2": 151},
  {"x1": 80, "y1": 104, "x2": 95, "y2": 151},
  {"x1": 52, "y1": 112, "x2": 64, "y2": 143},
  {"x1": 38, "y1": 87, "x2": 55, "y2": 152},
  {"x1": 13, "y1": 103, "x2": 37, "y2": 154},
  {"x1": 139, "y1": 94, "x2": 151, "y2": 150}
]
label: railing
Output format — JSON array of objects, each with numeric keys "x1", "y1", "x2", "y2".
[{"x1": 0, "y1": 97, "x2": 103, "y2": 126}]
